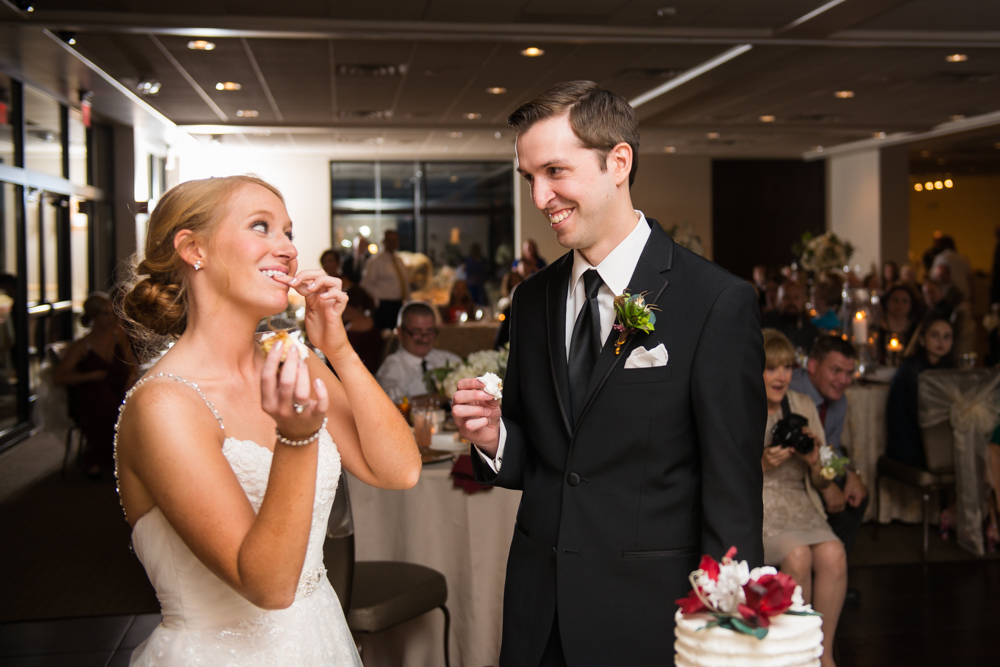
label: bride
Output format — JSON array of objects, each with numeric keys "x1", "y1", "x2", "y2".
[{"x1": 114, "y1": 175, "x2": 421, "y2": 665}]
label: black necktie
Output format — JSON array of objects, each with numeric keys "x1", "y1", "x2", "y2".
[
  {"x1": 421, "y1": 359, "x2": 428, "y2": 374},
  {"x1": 568, "y1": 269, "x2": 603, "y2": 422}
]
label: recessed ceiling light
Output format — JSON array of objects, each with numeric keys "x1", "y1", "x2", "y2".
[
  {"x1": 187, "y1": 40, "x2": 216, "y2": 51},
  {"x1": 706, "y1": 132, "x2": 720, "y2": 140},
  {"x1": 814, "y1": 146, "x2": 824, "y2": 152},
  {"x1": 486, "y1": 87, "x2": 507, "y2": 95},
  {"x1": 656, "y1": 7, "x2": 677, "y2": 17},
  {"x1": 834, "y1": 90, "x2": 854, "y2": 99},
  {"x1": 449, "y1": 131, "x2": 464, "y2": 138},
  {"x1": 950, "y1": 114, "x2": 966, "y2": 122},
  {"x1": 914, "y1": 183, "x2": 923, "y2": 191},
  {"x1": 521, "y1": 47, "x2": 544, "y2": 57},
  {"x1": 494, "y1": 131, "x2": 503, "y2": 139},
  {"x1": 236, "y1": 110, "x2": 258, "y2": 118},
  {"x1": 946, "y1": 54, "x2": 968, "y2": 63},
  {"x1": 216, "y1": 82, "x2": 241, "y2": 91},
  {"x1": 759, "y1": 115, "x2": 775, "y2": 123},
  {"x1": 934, "y1": 181, "x2": 944, "y2": 189},
  {"x1": 873, "y1": 132, "x2": 887, "y2": 138},
  {"x1": 925, "y1": 181, "x2": 934, "y2": 189},
  {"x1": 464, "y1": 112, "x2": 482, "y2": 120},
  {"x1": 944, "y1": 179, "x2": 954, "y2": 188},
  {"x1": 449, "y1": 175, "x2": 460, "y2": 183},
  {"x1": 663, "y1": 146, "x2": 676, "y2": 153},
  {"x1": 137, "y1": 79, "x2": 161, "y2": 96}
]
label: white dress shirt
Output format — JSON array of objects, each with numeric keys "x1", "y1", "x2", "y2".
[
  {"x1": 376, "y1": 347, "x2": 461, "y2": 399},
  {"x1": 361, "y1": 251, "x2": 409, "y2": 302},
  {"x1": 479, "y1": 211, "x2": 651, "y2": 472}
]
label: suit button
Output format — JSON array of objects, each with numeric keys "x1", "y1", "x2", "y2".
[{"x1": 567, "y1": 472, "x2": 580, "y2": 486}]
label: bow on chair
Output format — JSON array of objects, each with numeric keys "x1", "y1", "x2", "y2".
[{"x1": 918, "y1": 369, "x2": 1000, "y2": 556}]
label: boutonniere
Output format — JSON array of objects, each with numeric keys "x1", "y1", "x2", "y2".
[{"x1": 612, "y1": 291, "x2": 658, "y2": 355}]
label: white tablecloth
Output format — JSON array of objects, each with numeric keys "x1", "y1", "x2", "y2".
[
  {"x1": 347, "y1": 461, "x2": 521, "y2": 667},
  {"x1": 843, "y1": 383, "x2": 925, "y2": 523}
]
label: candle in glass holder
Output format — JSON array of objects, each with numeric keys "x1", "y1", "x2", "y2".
[{"x1": 853, "y1": 311, "x2": 868, "y2": 344}]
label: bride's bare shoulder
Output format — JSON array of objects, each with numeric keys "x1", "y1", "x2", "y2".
[{"x1": 117, "y1": 373, "x2": 224, "y2": 449}]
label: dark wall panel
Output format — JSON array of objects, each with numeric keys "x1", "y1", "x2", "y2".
[{"x1": 712, "y1": 159, "x2": 826, "y2": 280}]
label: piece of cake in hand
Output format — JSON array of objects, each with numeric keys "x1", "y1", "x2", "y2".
[
  {"x1": 673, "y1": 547, "x2": 824, "y2": 667},
  {"x1": 260, "y1": 330, "x2": 311, "y2": 363},
  {"x1": 477, "y1": 372, "x2": 503, "y2": 401}
]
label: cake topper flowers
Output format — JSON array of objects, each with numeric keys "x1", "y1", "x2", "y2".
[
  {"x1": 675, "y1": 547, "x2": 818, "y2": 639},
  {"x1": 612, "y1": 291, "x2": 657, "y2": 354}
]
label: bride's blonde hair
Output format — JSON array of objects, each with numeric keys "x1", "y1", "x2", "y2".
[{"x1": 119, "y1": 175, "x2": 284, "y2": 359}]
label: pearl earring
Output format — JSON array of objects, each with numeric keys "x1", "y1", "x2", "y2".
[{"x1": 193, "y1": 260, "x2": 203, "y2": 271}]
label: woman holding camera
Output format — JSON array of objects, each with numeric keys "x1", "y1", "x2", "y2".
[{"x1": 761, "y1": 329, "x2": 846, "y2": 667}]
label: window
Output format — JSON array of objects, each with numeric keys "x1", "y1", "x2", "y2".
[{"x1": 23, "y1": 85, "x2": 63, "y2": 177}]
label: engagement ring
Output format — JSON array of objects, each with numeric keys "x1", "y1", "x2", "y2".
[{"x1": 293, "y1": 402, "x2": 306, "y2": 414}]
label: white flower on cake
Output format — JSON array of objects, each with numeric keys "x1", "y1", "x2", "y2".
[
  {"x1": 477, "y1": 372, "x2": 503, "y2": 401},
  {"x1": 697, "y1": 557, "x2": 749, "y2": 614}
]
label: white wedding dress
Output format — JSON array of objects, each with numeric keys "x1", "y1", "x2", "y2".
[{"x1": 117, "y1": 374, "x2": 363, "y2": 666}]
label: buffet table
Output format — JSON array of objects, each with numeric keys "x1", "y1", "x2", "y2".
[{"x1": 347, "y1": 461, "x2": 520, "y2": 667}]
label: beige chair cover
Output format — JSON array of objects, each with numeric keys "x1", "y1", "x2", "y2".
[{"x1": 918, "y1": 368, "x2": 1000, "y2": 556}]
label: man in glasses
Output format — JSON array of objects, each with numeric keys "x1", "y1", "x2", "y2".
[{"x1": 376, "y1": 301, "x2": 460, "y2": 399}]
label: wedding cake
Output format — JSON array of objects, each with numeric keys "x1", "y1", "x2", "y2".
[{"x1": 673, "y1": 548, "x2": 824, "y2": 667}]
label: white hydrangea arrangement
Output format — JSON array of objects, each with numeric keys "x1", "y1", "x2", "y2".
[{"x1": 425, "y1": 346, "x2": 509, "y2": 400}]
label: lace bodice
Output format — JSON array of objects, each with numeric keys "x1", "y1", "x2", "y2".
[{"x1": 115, "y1": 373, "x2": 361, "y2": 666}]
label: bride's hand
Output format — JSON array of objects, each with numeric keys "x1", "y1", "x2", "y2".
[
  {"x1": 261, "y1": 340, "x2": 329, "y2": 441},
  {"x1": 279, "y1": 269, "x2": 351, "y2": 362}
]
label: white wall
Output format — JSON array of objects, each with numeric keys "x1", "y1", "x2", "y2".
[
  {"x1": 178, "y1": 151, "x2": 332, "y2": 271},
  {"x1": 827, "y1": 149, "x2": 881, "y2": 273}
]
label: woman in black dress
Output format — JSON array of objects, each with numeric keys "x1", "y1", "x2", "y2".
[{"x1": 54, "y1": 293, "x2": 136, "y2": 476}]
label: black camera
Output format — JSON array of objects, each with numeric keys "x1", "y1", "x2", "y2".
[{"x1": 771, "y1": 412, "x2": 815, "y2": 455}]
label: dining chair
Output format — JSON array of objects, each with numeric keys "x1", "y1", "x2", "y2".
[
  {"x1": 44, "y1": 341, "x2": 85, "y2": 478},
  {"x1": 324, "y1": 470, "x2": 451, "y2": 666}
]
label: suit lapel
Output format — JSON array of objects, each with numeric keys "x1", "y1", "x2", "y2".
[
  {"x1": 546, "y1": 254, "x2": 574, "y2": 438},
  {"x1": 575, "y1": 221, "x2": 674, "y2": 428}
]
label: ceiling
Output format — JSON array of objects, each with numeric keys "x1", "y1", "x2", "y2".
[{"x1": 2, "y1": 0, "x2": 1000, "y2": 158}]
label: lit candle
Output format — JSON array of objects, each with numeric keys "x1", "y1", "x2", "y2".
[
  {"x1": 854, "y1": 311, "x2": 868, "y2": 344},
  {"x1": 888, "y1": 336, "x2": 902, "y2": 352}
]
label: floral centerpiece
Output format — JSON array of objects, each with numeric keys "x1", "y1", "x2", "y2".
[
  {"x1": 794, "y1": 231, "x2": 854, "y2": 274},
  {"x1": 676, "y1": 547, "x2": 818, "y2": 639},
  {"x1": 426, "y1": 346, "x2": 509, "y2": 399},
  {"x1": 664, "y1": 222, "x2": 704, "y2": 256}
]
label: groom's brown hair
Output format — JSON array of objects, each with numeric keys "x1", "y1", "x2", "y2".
[{"x1": 507, "y1": 80, "x2": 640, "y2": 187}]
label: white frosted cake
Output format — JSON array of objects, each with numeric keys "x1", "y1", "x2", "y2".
[{"x1": 674, "y1": 608, "x2": 823, "y2": 667}]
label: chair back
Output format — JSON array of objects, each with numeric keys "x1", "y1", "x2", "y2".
[
  {"x1": 920, "y1": 421, "x2": 954, "y2": 472},
  {"x1": 918, "y1": 368, "x2": 1000, "y2": 473},
  {"x1": 324, "y1": 469, "x2": 355, "y2": 611}
]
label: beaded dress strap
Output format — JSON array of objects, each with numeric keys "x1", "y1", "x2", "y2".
[{"x1": 119, "y1": 372, "x2": 225, "y2": 431}]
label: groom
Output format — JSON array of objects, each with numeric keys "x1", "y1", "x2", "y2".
[{"x1": 452, "y1": 81, "x2": 765, "y2": 665}]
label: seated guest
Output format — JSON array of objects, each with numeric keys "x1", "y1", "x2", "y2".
[
  {"x1": 320, "y1": 248, "x2": 341, "y2": 278},
  {"x1": 760, "y1": 329, "x2": 845, "y2": 667},
  {"x1": 54, "y1": 292, "x2": 136, "y2": 477},
  {"x1": 886, "y1": 314, "x2": 957, "y2": 469},
  {"x1": 514, "y1": 238, "x2": 546, "y2": 274},
  {"x1": 881, "y1": 260, "x2": 899, "y2": 293},
  {"x1": 376, "y1": 301, "x2": 460, "y2": 399},
  {"x1": 877, "y1": 285, "x2": 918, "y2": 364},
  {"x1": 923, "y1": 277, "x2": 961, "y2": 317},
  {"x1": 790, "y1": 336, "x2": 869, "y2": 557},
  {"x1": 761, "y1": 280, "x2": 820, "y2": 353},
  {"x1": 899, "y1": 262, "x2": 919, "y2": 290},
  {"x1": 443, "y1": 279, "x2": 477, "y2": 323},
  {"x1": 810, "y1": 279, "x2": 841, "y2": 332},
  {"x1": 342, "y1": 286, "x2": 383, "y2": 375}
]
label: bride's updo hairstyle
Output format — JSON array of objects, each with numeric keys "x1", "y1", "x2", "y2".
[{"x1": 121, "y1": 175, "x2": 284, "y2": 356}]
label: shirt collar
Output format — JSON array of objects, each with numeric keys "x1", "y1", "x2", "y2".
[
  {"x1": 397, "y1": 347, "x2": 427, "y2": 365},
  {"x1": 571, "y1": 210, "x2": 651, "y2": 297}
]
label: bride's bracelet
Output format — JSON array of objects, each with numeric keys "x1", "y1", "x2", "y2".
[{"x1": 275, "y1": 418, "x2": 328, "y2": 446}]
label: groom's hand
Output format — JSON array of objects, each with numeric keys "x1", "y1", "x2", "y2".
[{"x1": 452, "y1": 378, "x2": 502, "y2": 458}]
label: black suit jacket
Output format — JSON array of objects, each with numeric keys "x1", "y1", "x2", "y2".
[{"x1": 472, "y1": 219, "x2": 766, "y2": 666}]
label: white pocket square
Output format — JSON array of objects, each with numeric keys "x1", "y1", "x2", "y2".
[{"x1": 624, "y1": 344, "x2": 668, "y2": 369}]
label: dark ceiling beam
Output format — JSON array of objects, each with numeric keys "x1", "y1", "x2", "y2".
[
  {"x1": 7, "y1": 12, "x2": 1000, "y2": 49},
  {"x1": 147, "y1": 33, "x2": 227, "y2": 123},
  {"x1": 776, "y1": 0, "x2": 913, "y2": 39}
]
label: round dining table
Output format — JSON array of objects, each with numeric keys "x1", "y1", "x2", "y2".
[{"x1": 347, "y1": 455, "x2": 520, "y2": 667}]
